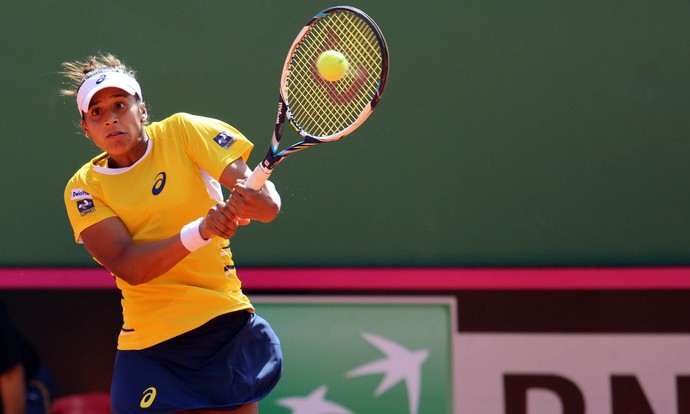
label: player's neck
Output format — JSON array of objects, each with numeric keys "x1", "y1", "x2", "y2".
[{"x1": 107, "y1": 133, "x2": 149, "y2": 168}]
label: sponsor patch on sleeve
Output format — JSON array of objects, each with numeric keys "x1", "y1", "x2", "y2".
[
  {"x1": 76, "y1": 199, "x2": 96, "y2": 216},
  {"x1": 70, "y1": 188, "x2": 92, "y2": 200},
  {"x1": 213, "y1": 131, "x2": 237, "y2": 149}
]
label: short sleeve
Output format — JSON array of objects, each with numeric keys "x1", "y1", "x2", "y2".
[
  {"x1": 171, "y1": 113, "x2": 254, "y2": 181},
  {"x1": 64, "y1": 174, "x2": 117, "y2": 243}
]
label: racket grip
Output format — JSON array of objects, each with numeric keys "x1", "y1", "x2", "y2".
[{"x1": 245, "y1": 163, "x2": 272, "y2": 190}]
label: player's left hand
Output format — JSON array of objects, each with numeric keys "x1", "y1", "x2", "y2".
[{"x1": 225, "y1": 179, "x2": 280, "y2": 223}]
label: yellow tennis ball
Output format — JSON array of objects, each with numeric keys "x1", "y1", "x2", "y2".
[{"x1": 317, "y1": 50, "x2": 349, "y2": 82}]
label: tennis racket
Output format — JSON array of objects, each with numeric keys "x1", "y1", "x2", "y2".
[{"x1": 244, "y1": 5, "x2": 390, "y2": 190}]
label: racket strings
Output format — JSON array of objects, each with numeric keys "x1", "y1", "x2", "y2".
[{"x1": 286, "y1": 11, "x2": 384, "y2": 139}]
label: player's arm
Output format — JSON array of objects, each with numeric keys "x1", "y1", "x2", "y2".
[
  {"x1": 217, "y1": 158, "x2": 281, "y2": 223},
  {"x1": 80, "y1": 204, "x2": 240, "y2": 286},
  {"x1": 0, "y1": 363, "x2": 26, "y2": 414}
]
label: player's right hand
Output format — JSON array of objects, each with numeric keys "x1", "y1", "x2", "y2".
[{"x1": 200, "y1": 202, "x2": 249, "y2": 240}]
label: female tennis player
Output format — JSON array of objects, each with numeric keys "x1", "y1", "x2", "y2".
[{"x1": 61, "y1": 53, "x2": 282, "y2": 414}]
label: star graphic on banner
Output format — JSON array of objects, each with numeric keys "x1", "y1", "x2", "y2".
[
  {"x1": 345, "y1": 332, "x2": 429, "y2": 414},
  {"x1": 276, "y1": 385, "x2": 353, "y2": 414}
]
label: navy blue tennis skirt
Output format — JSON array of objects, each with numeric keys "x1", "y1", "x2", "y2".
[{"x1": 110, "y1": 311, "x2": 282, "y2": 413}]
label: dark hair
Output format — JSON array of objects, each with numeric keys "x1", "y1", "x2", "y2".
[{"x1": 60, "y1": 52, "x2": 137, "y2": 98}]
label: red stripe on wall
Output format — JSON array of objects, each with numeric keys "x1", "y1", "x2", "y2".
[{"x1": 1, "y1": 267, "x2": 689, "y2": 290}]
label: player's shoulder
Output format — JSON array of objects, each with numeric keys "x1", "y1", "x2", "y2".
[
  {"x1": 162, "y1": 112, "x2": 213, "y2": 124},
  {"x1": 154, "y1": 113, "x2": 239, "y2": 137},
  {"x1": 147, "y1": 112, "x2": 210, "y2": 134},
  {"x1": 64, "y1": 158, "x2": 100, "y2": 198},
  {"x1": 66, "y1": 155, "x2": 102, "y2": 183},
  {"x1": 167, "y1": 112, "x2": 196, "y2": 123},
  {"x1": 147, "y1": 112, "x2": 190, "y2": 130}
]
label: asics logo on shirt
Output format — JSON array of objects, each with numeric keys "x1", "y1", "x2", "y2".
[
  {"x1": 140, "y1": 387, "x2": 157, "y2": 408},
  {"x1": 152, "y1": 172, "x2": 167, "y2": 195}
]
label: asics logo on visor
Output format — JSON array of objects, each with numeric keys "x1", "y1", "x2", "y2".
[{"x1": 76, "y1": 71, "x2": 143, "y2": 114}]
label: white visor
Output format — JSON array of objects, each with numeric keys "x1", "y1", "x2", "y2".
[{"x1": 76, "y1": 71, "x2": 143, "y2": 114}]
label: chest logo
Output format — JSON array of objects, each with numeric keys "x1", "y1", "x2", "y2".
[{"x1": 152, "y1": 172, "x2": 167, "y2": 195}]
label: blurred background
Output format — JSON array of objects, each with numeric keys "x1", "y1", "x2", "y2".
[{"x1": 1, "y1": 0, "x2": 689, "y2": 268}]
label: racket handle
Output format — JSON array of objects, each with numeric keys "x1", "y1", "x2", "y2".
[{"x1": 245, "y1": 163, "x2": 272, "y2": 190}]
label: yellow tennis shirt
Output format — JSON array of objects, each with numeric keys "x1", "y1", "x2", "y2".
[{"x1": 64, "y1": 113, "x2": 255, "y2": 350}]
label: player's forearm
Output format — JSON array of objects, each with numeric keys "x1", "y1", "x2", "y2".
[
  {"x1": 91, "y1": 236, "x2": 190, "y2": 286},
  {"x1": 0, "y1": 364, "x2": 26, "y2": 414}
]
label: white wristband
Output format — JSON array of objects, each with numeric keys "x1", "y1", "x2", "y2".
[{"x1": 180, "y1": 217, "x2": 211, "y2": 252}]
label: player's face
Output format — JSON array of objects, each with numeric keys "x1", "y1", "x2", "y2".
[{"x1": 81, "y1": 87, "x2": 147, "y2": 167}]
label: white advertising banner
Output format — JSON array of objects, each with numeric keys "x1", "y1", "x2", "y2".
[{"x1": 455, "y1": 334, "x2": 690, "y2": 414}]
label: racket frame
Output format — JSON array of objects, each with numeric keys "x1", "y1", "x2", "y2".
[{"x1": 245, "y1": 6, "x2": 389, "y2": 190}]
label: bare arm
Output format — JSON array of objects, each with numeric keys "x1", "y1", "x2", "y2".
[
  {"x1": 0, "y1": 364, "x2": 26, "y2": 414},
  {"x1": 80, "y1": 217, "x2": 193, "y2": 285}
]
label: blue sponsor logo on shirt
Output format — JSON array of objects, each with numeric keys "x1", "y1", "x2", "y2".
[
  {"x1": 77, "y1": 199, "x2": 96, "y2": 216},
  {"x1": 70, "y1": 188, "x2": 92, "y2": 200},
  {"x1": 213, "y1": 131, "x2": 236, "y2": 149}
]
